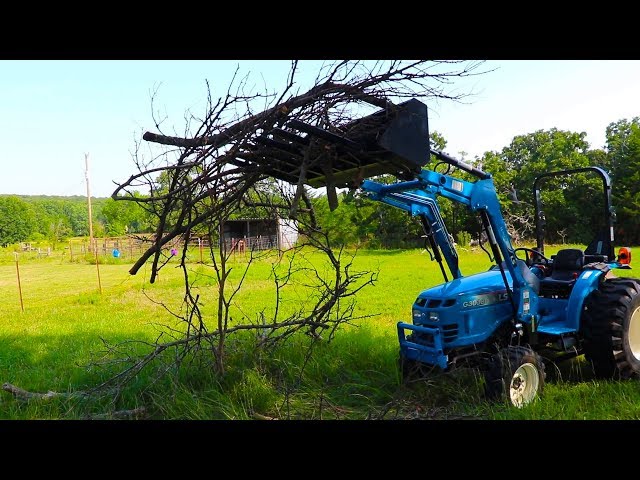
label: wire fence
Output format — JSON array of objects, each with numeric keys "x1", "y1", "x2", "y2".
[{"x1": 3, "y1": 232, "x2": 288, "y2": 266}]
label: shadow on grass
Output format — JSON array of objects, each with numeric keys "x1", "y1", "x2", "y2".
[
  {"x1": 150, "y1": 326, "x2": 491, "y2": 420},
  {"x1": 0, "y1": 331, "x2": 160, "y2": 420},
  {"x1": 543, "y1": 354, "x2": 597, "y2": 384},
  {"x1": 0, "y1": 326, "x2": 508, "y2": 420},
  {"x1": 4, "y1": 325, "x2": 636, "y2": 420}
]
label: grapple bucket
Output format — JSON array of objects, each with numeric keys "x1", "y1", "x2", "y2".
[{"x1": 243, "y1": 98, "x2": 430, "y2": 190}]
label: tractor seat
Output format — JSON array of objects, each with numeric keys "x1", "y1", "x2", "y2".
[{"x1": 541, "y1": 248, "x2": 585, "y2": 294}]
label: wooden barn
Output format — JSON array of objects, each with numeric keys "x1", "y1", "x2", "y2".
[{"x1": 221, "y1": 216, "x2": 298, "y2": 251}]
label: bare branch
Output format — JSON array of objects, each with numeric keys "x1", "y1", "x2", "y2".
[{"x1": 86, "y1": 60, "x2": 486, "y2": 396}]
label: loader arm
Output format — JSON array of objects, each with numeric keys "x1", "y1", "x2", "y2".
[
  {"x1": 360, "y1": 161, "x2": 539, "y2": 326},
  {"x1": 362, "y1": 180, "x2": 462, "y2": 280}
]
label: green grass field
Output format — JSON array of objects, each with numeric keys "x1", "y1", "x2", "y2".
[{"x1": 1, "y1": 245, "x2": 640, "y2": 420}]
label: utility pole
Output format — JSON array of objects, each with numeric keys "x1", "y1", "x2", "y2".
[
  {"x1": 85, "y1": 153, "x2": 102, "y2": 294},
  {"x1": 85, "y1": 153, "x2": 94, "y2": 249}
]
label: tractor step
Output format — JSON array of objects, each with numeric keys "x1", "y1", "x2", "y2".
[{"x1": 536, "y1": 324, "x2": 577, "y2": 336}]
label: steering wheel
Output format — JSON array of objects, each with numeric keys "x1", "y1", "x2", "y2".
[{"x1": 513, "y1": 247, "x2": 551, "y2": 268}]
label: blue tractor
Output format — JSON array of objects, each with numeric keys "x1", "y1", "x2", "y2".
[
  {"x1": 362, "y1": 160, "x2": 638, "y2": 407},
  {"x1": 256, "y1": 98, "x2": 640, "y2": 407}
]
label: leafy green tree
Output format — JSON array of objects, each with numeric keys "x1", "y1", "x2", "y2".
[
  {"x1": 479, "y1": 129, "x2": 606, "y2": 245},
  {"x1": 313, "y1": 131, "x2": 450, "y2": 248},
  {"x1": 24, "y1": 198, "x2": 86, "y2": 238},
  {"x1": 63, "y1": 201, "x2": 90, "y2": 236},
  {"x1": 0, "y1": 196, "x2": 36, "y2": 246},
  {"x1": 99, "y1": 196, "x2": 152, "y2": 236},
  {"x1": 430, "y1": 130, "x2": 447, "y2": 151},
  {"x1": 312, "y1": 191, "x2": 364, "y2": 247},
  {"x1": 47, "y1": 217, "x2": 72, "y2": 250},
  {"x1": 606, "y1": 118, "x2": 640, "y2": 244},
  {"x1": 500, "y1": 128, "x2": 591, "y2": 203}
]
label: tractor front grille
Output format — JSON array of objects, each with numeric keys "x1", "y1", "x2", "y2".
[
  {"x1": 407, "y1": 332, "x2": 434, "y2": 347},
  {"x1": 409, "y1": 322, "x2": 459, "y2": 346},
  {"x1": 442, "y1": 324, "x2": 458, "y2": 343}
]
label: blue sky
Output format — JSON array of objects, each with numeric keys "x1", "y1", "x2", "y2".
[{"x1": 1, "y1": 60, "x2": 638, "y2": 198}]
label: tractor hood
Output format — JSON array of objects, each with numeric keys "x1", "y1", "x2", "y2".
[
  {"x1": 415, "y1": 269, "x2": 511, "y2": 309},
  {"x1": 411, "y1": 268, "x2": 514, "y2": 345}
]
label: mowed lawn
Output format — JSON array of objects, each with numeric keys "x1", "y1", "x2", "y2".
[{"x1": 1, "y1": 246, "x2": 640, "y2": 420}]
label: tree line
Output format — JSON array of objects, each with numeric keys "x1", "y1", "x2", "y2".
[
  {"x1": 313, "y1": 117, "x2": 640, "y2": 248},
  {"x1": 1, "y1": 116, "x2": 639, "y2": 249},
  {"x1": 0, "y1": 194, "x2": 152, "y2": 248}
]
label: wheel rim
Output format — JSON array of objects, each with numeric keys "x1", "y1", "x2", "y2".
[
  {"x1": 629, "y1": 306, "x2": 640, "y2": 361},
  {"x1": 509, "y1": 363, "x2": 539, "y2": 407}
]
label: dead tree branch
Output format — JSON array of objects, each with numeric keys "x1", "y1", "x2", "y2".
[
  {"x1": 2, "y1": 382, "x2": 88, "y2": 402},
  {"x1": 89, "y1": 60, "x2": 487, "y2": 394},
  {"x1": 113, "y1": 60, "x2": 487, "y2": 281},
  {"x1": 84, "y1": 408, "x2": 148, "y2": 420}
]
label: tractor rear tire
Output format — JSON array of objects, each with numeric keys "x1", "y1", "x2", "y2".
[
  {"x1": 581, "y1": 277, "x2": 640, "y2": 379},
  {"x1": 484, "y1": 345, "x2": 545, "y2": 407}
]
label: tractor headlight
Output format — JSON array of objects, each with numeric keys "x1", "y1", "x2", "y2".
[{"x1": 429, "y1": 311, "x2": 439, "y2": 322}]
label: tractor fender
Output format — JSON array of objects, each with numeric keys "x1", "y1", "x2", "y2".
[{"x1": 567, "y1": 269, "x2": 605, "y2": 331}]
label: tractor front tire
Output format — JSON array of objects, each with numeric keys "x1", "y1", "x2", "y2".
[
  {"x1": 484, "y1": 345, "x2": 545, "y2": 407},
  {"x1": 399, "y1": 355, "x2": 423, "y2": 383},
  {"x1": 582, "y1": 278, "x2": 640, "y2": 379}
]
